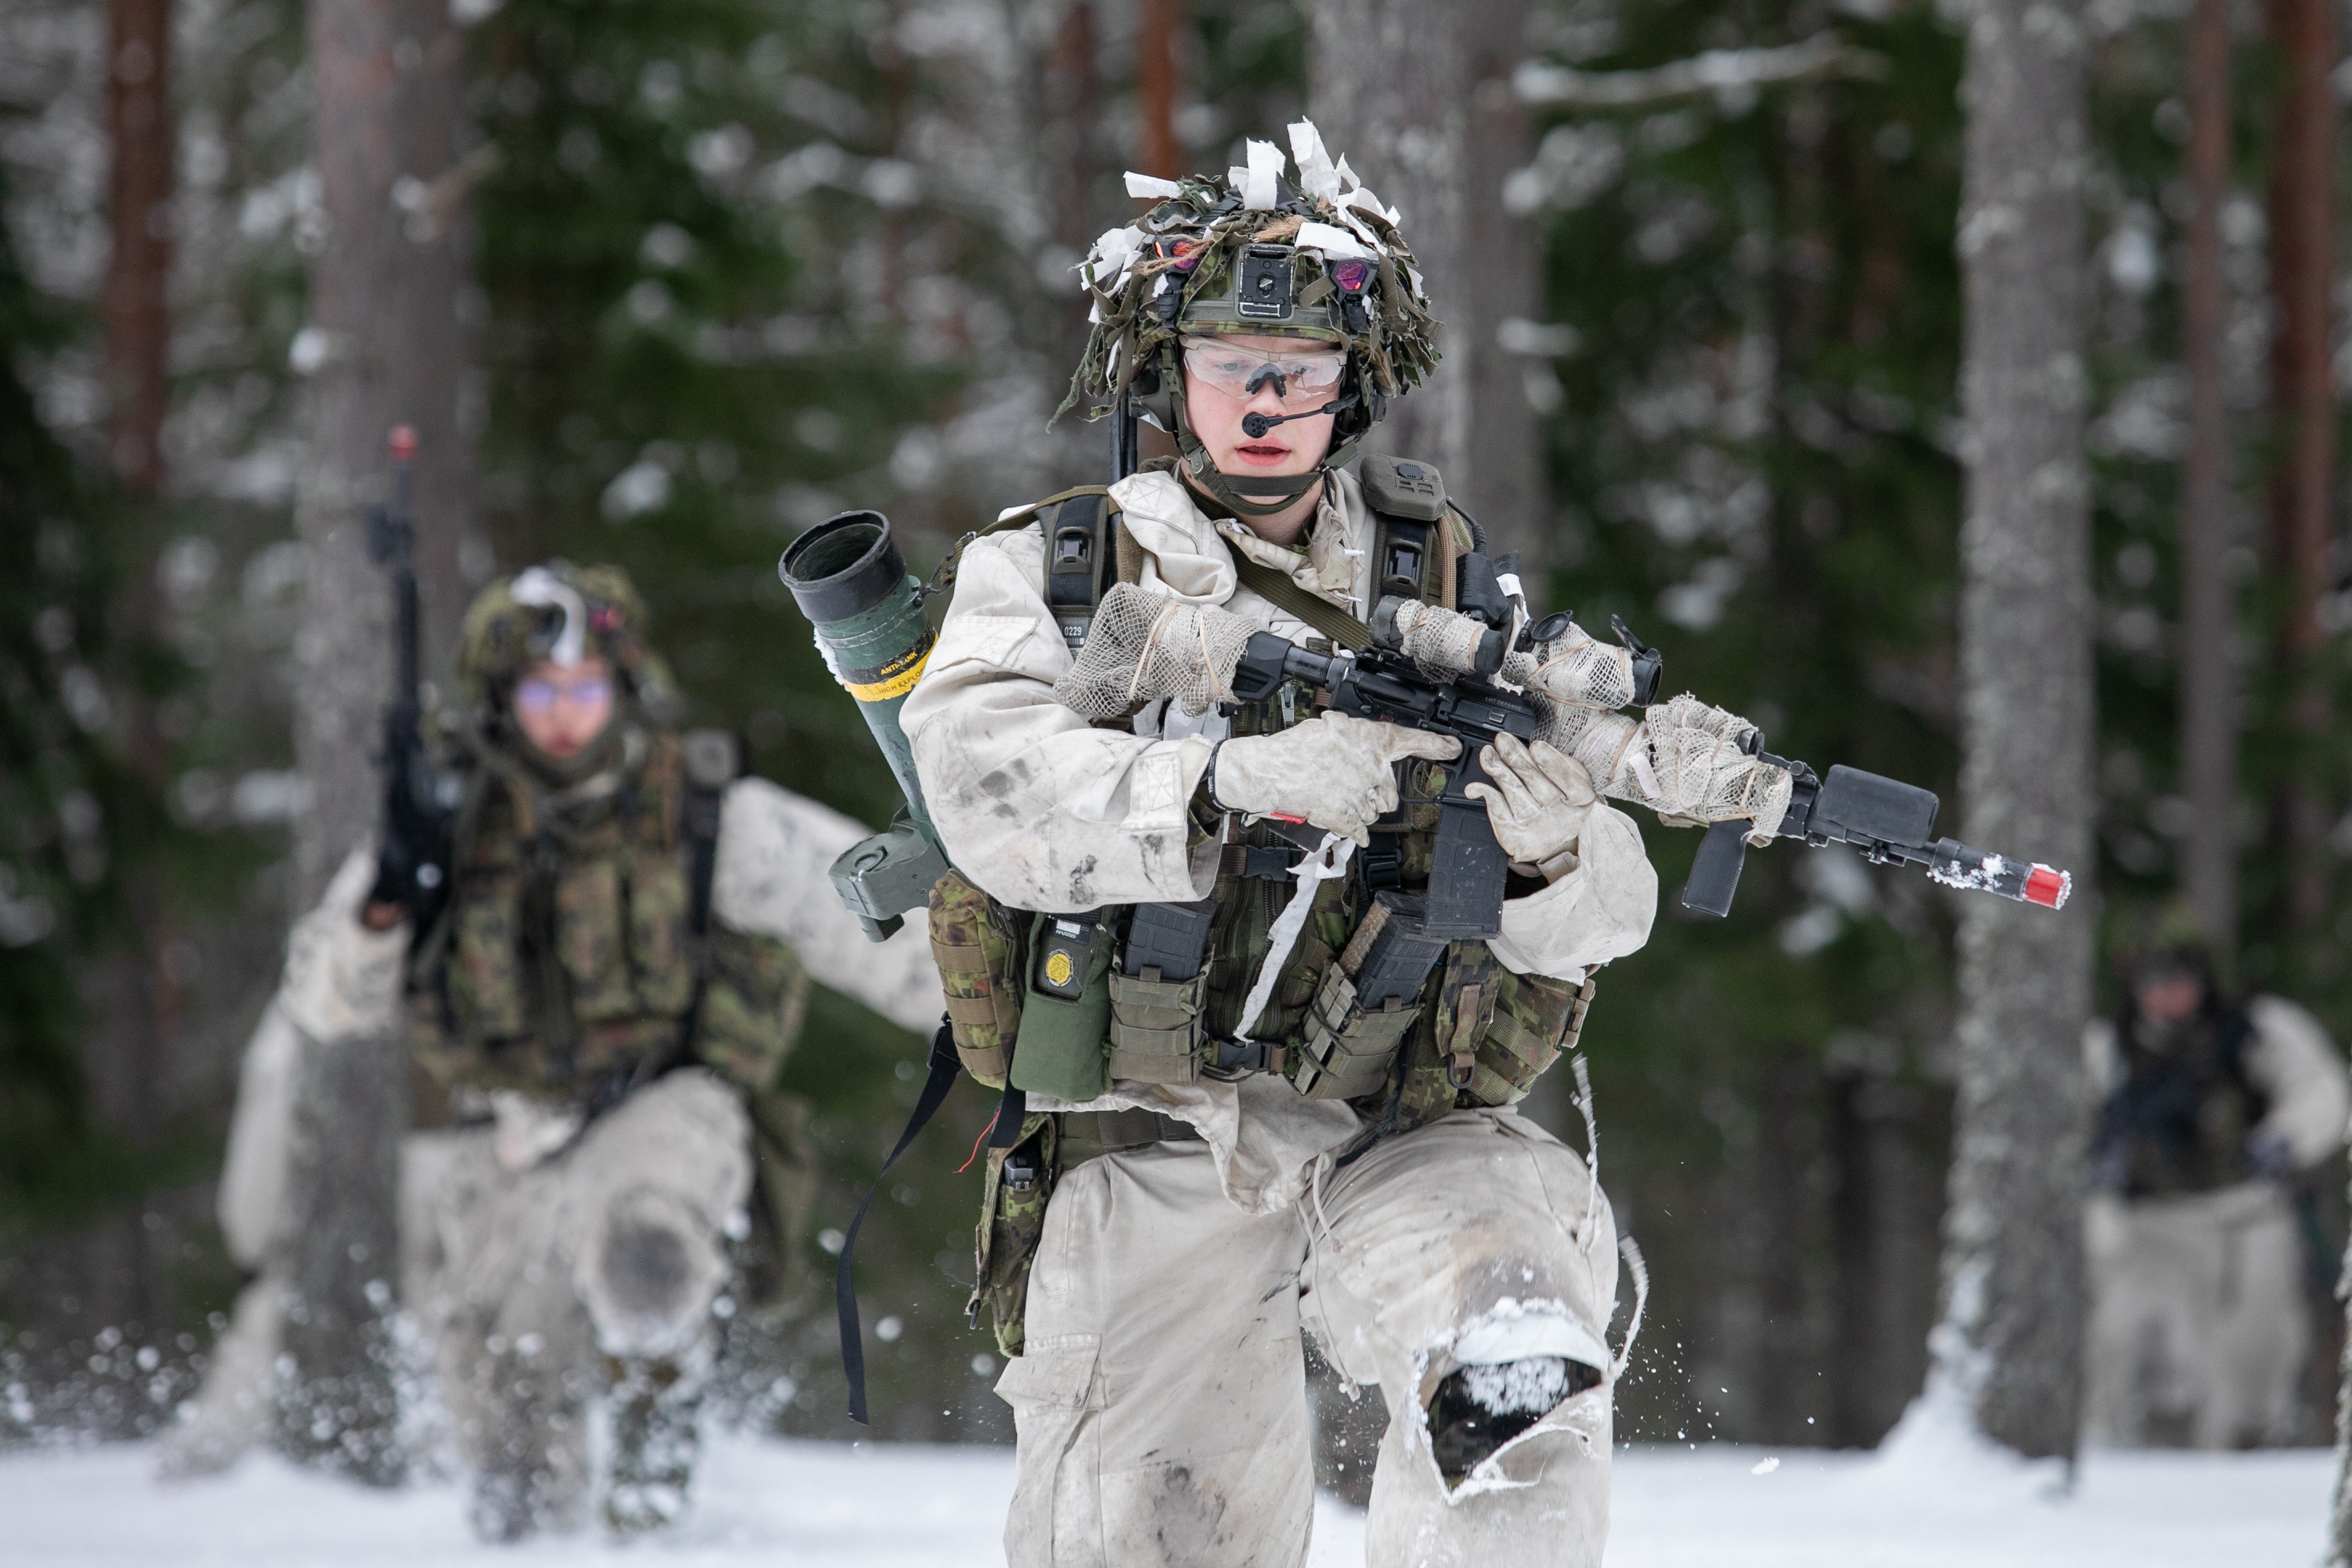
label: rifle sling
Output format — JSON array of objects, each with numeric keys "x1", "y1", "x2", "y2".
[{"x1": 1224, "y1": 551, "x2": 1374, "y2": 651}]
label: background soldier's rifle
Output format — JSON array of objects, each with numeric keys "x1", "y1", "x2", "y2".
[{"x1": 364, "y1": 425, "x2": 458, "y2": 929}]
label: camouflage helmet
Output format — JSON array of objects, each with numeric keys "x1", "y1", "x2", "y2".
[
  {"x1": 1057, "y1": 121, "x2": 1441, "y2": 515},
  {"x1": 455, "y1": 561, "x2": 684, "y2": 726},
  {"x1": 2112, "y1": 897, "x2": 2224, "y2": 993}
]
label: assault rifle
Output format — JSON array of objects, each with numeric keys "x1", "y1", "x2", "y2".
[
  {"x1": 364, "y1": 426, "x2": 459, "y2": 928},
  {"x1": 1228, "y1": 573, "x2": 2070, "y2": 935}
]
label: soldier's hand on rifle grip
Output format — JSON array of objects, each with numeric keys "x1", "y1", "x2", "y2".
[
  {"x1": 1209, "y1": 711, "x2": 1462, "y2": 846},
  {"x1": 1464, "y1": 735, "x2": 1597, "y2": 882}
]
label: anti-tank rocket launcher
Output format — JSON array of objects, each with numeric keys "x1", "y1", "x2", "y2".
[{"x1": 776, "y1": 510, "x2": 953, "y2": 942}]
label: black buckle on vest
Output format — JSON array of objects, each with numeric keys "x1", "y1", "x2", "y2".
[
  {"x1": 1214, "y1": 1038, "x2": 1284, "y2": 1073},
  {"x1": 1238, "y1": 844, "x2": 1304, "y2": 880},
  {"x1": 1361, "y1": 832, "x2": 1405, "y2": 891}
]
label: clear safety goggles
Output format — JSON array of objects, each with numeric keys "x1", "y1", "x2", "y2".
[
  {"x1": 513, "y1": 673, "x2": 614, "y2": 715},
  {"x1": 1181, "y1": 336, "x2": 1347, "y2": 405}
]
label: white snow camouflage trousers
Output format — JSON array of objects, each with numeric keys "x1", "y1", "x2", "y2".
[
  {"x1": 997, "y1": 1107, "x2": 1621, "y2": 1567},
  {"x1": 403, "y1": 1069, "x2": 752, "y2": 1527},
  {"x1": 2084, "y1": 1182, "x2": 2313, "y2": 1448}
]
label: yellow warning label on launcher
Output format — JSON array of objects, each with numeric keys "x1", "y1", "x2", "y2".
[
  {"x1": 839, "y1": 645, "x2": 933, "y2": 703},
  {"x1": 1042, "y1": 949, "x2": 1075, "y2": 989}
]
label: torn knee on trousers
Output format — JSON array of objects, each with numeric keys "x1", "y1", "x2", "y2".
[{"x1": 1426, "y1": 1356, "x2": 1604, "y2": 1486}]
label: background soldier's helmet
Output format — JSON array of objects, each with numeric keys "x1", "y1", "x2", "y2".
[
  {"x1": 454, "y1": 560, "x2": 684, "y2": 728},
  {"x1": 2113, "y1": 897, "x2": 2223, "y2": 999},
  {"x1": 1058, "y1": 120, "x2": 1440, "y2": 482}
]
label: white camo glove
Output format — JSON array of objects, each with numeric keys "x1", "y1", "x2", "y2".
[
  {"x1": 1211, "y1": 711, "x2": 1462, "y2": 846},
  {"x1": 1466, "y1": 735, "x2": 1598, "y2": 880}
]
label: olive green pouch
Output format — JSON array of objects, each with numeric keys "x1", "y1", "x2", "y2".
[
  {"x1": 1008, "y1": 914, "x2": 1113, "y2": 1101},
  {"x1": 1291, "y1": 965, "x2": 1424, "y2": 1101},
  {"x1": 1463, "y1": 970, "x2": 1597, "y2": 1107},
  {"x1": 1105, "y1": 969, "x2": 1206, "y2": 1084},
  {"x1": 928, "y1": 870, "x2": 1024, "y2": 1087},
  {"x1": 969, "y1": 1113, "x2": 1058, "y2": 1357}
]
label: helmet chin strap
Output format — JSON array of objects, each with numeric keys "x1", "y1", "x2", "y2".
[{"x1": 1177, "y1": 436, "x2": 1329, "y2": 519}]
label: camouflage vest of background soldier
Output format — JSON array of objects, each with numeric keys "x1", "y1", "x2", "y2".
[{"x1": 408, "y1": 563, "x2": 815, "y2": 1298}]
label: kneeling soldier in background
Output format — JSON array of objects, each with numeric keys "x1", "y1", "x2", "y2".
[{"x1": 167, "y1": 563, "x2": 942, "y2": 1539}]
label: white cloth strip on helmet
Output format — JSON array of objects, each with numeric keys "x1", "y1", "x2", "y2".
[
  {"x1": 509, "y1": 565, "x2": 588, "y2": 668},
  {"x1": 1235, "y1": 832, "x2": 1353, "y2": 1041},
  {"x1": 1294, "y1": 220, "x2": 1374, "y2": 261},
  {"x1": 1083, "y1": 223, "x2": 1148, "y2": 293},
  {"x1": 1124, "y1": 172, "x2": 1184, "y2": 199},
  {"x1": 1288, "y1": 121, "x2": 1343, "y2": 201},
  {"x1": 1238, "y1": 137, "x2": 1285, "y2": 211}
]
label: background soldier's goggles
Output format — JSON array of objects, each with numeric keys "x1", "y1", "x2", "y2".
[
  {"x1": 513, "y1": 674, "x2": 615, "y2": 714},
  {"x1": 1181, "y1": 337, "x2": 1346, "y2": 404}
]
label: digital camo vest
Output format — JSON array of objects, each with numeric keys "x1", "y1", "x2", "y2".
[
  {"x1": 931, "y1": 459, "x2": 1595, "y2": 1130},
  {"x1": 407, "y1": 730, "x2": 809, "y2": 1102},
  {"x1": 2093, "y1": 1003, "x2": 2268, "y2": 1199}
]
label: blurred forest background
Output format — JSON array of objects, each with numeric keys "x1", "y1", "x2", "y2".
[{"x1": 3, "y1": 0, "x2": 2350, "y2": 1466}]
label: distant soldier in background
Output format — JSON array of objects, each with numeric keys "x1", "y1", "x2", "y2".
[
  {"x1": 165, "y1": 563, "x2": 941, "y2": 1539},
  {"x1": 2084, "y1": 909, "x2": 2350, "y2": 1449}
]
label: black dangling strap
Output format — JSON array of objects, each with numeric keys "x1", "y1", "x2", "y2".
[
  {"x1": 988, "y1": 1085, "x2": 1028, "y2": 1149},
  {"x1": 838, "y1": 1017, "x2": 962, "y2": 1425}
]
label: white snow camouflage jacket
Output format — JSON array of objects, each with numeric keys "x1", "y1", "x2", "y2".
[{"x1": 899, "y1": 466, "x2": 1660, "y2": 1211}]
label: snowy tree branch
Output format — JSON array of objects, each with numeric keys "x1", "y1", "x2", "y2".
[{"x1": 1513, "y1": 32, "x2": 1884, "y2": 112}]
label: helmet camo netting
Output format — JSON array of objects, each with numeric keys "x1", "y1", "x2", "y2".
[
  {"x1": 1057, "y1": 121, "x2": 1441, "y2": 429},
  {"x1": 1053, "y1": 583, "x2": 1256, "y2": 719}
]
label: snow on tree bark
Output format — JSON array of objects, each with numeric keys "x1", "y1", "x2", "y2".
[
  {"x1": 1304, "y1": 0, "x2": 1543, "y2": 567},
  {"x1": 1934, "y1": 0, "x2": 2095, "y2": 1461},
  {"x1": 280, "y1": 0, "x2": 480, "y2": 1483}
]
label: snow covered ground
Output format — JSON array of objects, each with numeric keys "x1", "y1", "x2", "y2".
[{"x1": 0, "y1": 1427, "x2": 2331, "y2": 1566}]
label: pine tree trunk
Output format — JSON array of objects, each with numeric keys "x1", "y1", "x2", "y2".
[
  {"x1": 279, "y1": 0, "x2": 480, "y2": 1483},
  {"x1": 86, "y1": 0, "x2": 182, "y2": 1367},
  {"x1": 1135, "y1": 0, "x2": 1183, "y2": 183},
  {"x1": 1305, "y1": 0, "x2": 1544, "y2": 567},
  {"x1": 1934, "y1": 0, "x2": 2095, "y2": 1461},
  {"x1": 2263, "y1": 0, "x2": 2336, "y2": 936},
  {"x1": 2177, "y1": 0, "x2": 2237, "y2": 956}
]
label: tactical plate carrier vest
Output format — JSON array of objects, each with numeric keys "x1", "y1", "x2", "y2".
[
  {"x1": 2093, "y1": 1003, "x2": 2269, "y2": 1199},
  {"x1": 407, "y1": 729, "x2": 808, "y2": 1102},
  {"x1": 933, "y1": 459, "x2": 1594, "y2": 1123}
]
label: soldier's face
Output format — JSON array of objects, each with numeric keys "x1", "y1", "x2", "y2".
[
  {"x1": 2134, "y1": 971, "x2": 2202, "y2": 1027},
  {"x1": 511, "y1": 655, "x2": 616, "y2": 757},
  {"x1": 1182, "y1": 334, "x2": 1339, "y2": 488}
]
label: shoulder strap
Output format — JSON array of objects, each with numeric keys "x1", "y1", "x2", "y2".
[
  {"x1": 1226, "y1": 549, "x2": 1374, "y2": 650},
  {"x1": 990, "y1": 482, "x2": 1113, "y2": 535}
]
